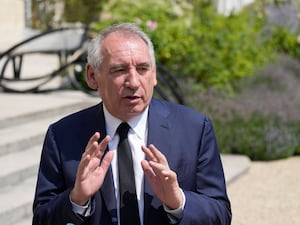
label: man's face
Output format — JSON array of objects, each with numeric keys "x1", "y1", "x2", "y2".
[{"x1": 86, "y1": 32, "x2": 157, "y2": 121}]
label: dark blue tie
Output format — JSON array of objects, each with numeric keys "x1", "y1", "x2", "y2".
[{"x1": 117, "y1": 122, "x2": 141, "y2": 225}]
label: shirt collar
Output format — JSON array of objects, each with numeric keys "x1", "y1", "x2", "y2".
[{"x1": 103, "y1": 104, "x2": 148, "y2": 140}]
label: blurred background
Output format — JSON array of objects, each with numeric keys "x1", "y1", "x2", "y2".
[
  {"x1": 0, "y1": 1, "x2": 299, "y2": 225},
  {"x1": 14, "y1": 0, "x2": 299, "y2": 161}
]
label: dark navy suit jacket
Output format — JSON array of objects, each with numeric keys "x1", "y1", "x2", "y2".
[{"x1": 33, "y1": 98, "x2": 231, "y2": 225}]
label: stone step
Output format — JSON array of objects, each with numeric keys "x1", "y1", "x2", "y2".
[
  {"x1": 221, "y1": 154, "x2": 251, "y2": 184},
  {"x1": 0, "y1": 115, "x2": 59, "y2": 156},
  {"x1": 0, "y1": 145, "x2": 40, "y2": 189},
  {"x1": 0, "y1": 92, "x2": 98, "y2": 156},
  {"x1": 0, "y1": 177, "x2": 35, "y2": 225},
  {"x1": 0, "y1": 92, "x2": 96, "y2": 129},
  {"x1": 13, "y1": 217, "x2": 32, "y2": 225},
  {"x1": 0, "y1": 110, "x2": 78, "y2": 156},
  {"x1": 0, "y1": 91, "x2": 99, "y2": 225}
]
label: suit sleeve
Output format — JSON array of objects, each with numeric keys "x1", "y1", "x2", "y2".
[
  {"x1": 179, "y1": 116, "x2": 232, "y2": 225},
  {"x1": 32, "y1": 126, "x2": 94, "y2": 225}
]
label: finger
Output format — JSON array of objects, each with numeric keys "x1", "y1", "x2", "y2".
[
  {"x1": 148, "y1": 161, "x2": 179, "y2": 189},
  {"x1": 85, "y1": 134, "x2": 110, "y2": 160},
  {"x1": 96, "y1": 135, "x2": 110, "y2": 158},
  {"x1": 148, "y1": 144, "x2": 168, "y2": 164},
  {"x1": 80, "y1": 134, "x2": 110, "y2": 175},
  {"x1": 160, "y1": 169, "x2": 177, "y2": 183},
  {"x1": 148, "y1": 160, "x2": 170, "y2": 180},
  {"x1": 141, "y1": 159, "x2": 153, "y2": 173},
  {"x1": 90, "y1": 151, "x2": 114, "y2": 186},
  {"x1": 141, "y1": 160, "x2": 156, "y2": 180},
  {"x1": 79, "y1": 133, "x2": 104, "y2": 176},
  {"x1": 80, "y1": 140, "x2": 98, "y2": 168},
  {"x1": 141, "y1": 145, "x2": 155, "y2": 161},
  {"x1": 149, "y1": 160, "x2": 167, "y2": 171},
  {"x1": 84, "y1": 132, "x2": 100, "y2": 157},
  {"x1": 100, "y1": 151, "x2": 114, "y2": 173},
  {"x1": 88, "y1": 132, "x2": 100, "y2": 148},
  {"x1": 77, "y1": 152, "x2": 92, "y2": 180}
]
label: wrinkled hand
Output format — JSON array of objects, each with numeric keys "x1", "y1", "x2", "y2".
[
  {"x1": 141, "y1": 144, "x2": 183, "y2": 209},
  {"x1": 71, "y1": 132, "x2": 114, "y2": 205}
]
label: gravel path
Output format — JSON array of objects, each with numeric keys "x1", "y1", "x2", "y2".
[{"x1": 227, "y1": 156, "x2": 300, "y2": 225}]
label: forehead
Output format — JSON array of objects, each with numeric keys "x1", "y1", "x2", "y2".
[{"x1": 101, "y1": 32, "x2": 150, "y2": 61}]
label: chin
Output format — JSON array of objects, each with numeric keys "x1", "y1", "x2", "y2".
[{"x1": 122, "y1": 106, "x2": 145, "y2": 118}]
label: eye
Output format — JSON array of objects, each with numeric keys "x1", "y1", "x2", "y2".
[
  {"x1": 136, "y1": 65, "x2": 150, "y2": 74},
  {"x1": 110, "y1": 66, "x2": 127, "y2": 75},
  {"x1": 115, "y1": 68, "x2": 126, "y2": 73}
]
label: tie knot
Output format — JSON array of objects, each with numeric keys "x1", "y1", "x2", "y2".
[{"x1": 117, "y1": 122, "x2": 130, "y2": 140}]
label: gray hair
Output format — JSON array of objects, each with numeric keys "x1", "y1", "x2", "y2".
[{"x1": 87, "y1": 23, "x2": 156, "y2": 70}]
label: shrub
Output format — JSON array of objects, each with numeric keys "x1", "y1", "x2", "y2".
[
  {"x1": 267, "y1": 26, "x2": 300, "y2": 59},
  {"x1": 90, "y1": 0, "x2": 273, "y2": 91},
  {"x1": 213, "y1": 113, "x2": 299, "y2": 161},
  {"x1": 187, "y1": 55, "x2": 300, "y2": 160},
  {"x1": 63, "y1": 0, "x2": 103, "y2": 24}
]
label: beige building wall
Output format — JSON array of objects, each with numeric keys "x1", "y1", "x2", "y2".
[
  {"x1": 0, "y1": 0, "x2": 24, "y2": 51},
  {"x1": 217, "y1": 0, "x2": 254, "y2": 15}
]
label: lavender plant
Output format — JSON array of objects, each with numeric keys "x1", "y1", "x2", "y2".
[{"x1": 187, "y1": 55, "x2": 300, "y2": 160}]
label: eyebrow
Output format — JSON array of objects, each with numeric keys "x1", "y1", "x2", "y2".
[
  {"x1": 110, "y1": 64, "x2": 125, "y2": 70},
  {"x1": 110, "y1": 62, "x2": 151, "y2": 70},
  {"x1": 137, "y1": 62, "x2": 151, "y2": 67}
]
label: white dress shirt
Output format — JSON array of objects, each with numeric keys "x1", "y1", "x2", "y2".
[
  {"x1": 71, "y1": 104, "x2": 185, "y2": 224},
  {"x1": 103, "y1": 104, "x2": 148, "y2": 225}
]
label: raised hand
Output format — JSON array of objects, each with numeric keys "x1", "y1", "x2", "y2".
[
  {"x1": 141, "y1": 144, "x2": 183, "y2": 209},
  {"x1": 71, "y1": 132, "x2": 114, "y2": 205}
]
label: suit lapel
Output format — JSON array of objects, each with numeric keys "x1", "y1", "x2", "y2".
[
  {"x1": 147, "y1": 99, "x2": 171, "y2": 147},
  {"x1": 95, "y1": 103, "x2": 118, "y2": 224},
  {"x1": 101, "y1": 168, "x2": 118, "y2": 224},
  {"x1": 144, "y1": 99, "x2": 172, "y2": 224}
]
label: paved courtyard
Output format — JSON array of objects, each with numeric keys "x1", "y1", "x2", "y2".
[{"x1": 228, "y1": 156, "x2": 300, "y2": 225}]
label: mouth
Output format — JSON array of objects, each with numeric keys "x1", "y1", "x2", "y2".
[
  {"x1": 123, "y1": 95, "x2": 141, "y2": 102},
  {"x1": 126, "y1": 95, "x2": 139, "y2": 99}
]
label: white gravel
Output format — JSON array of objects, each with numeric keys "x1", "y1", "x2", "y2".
[{"x1": 227, "y1": 156, "x2": 300, "y2": 225}]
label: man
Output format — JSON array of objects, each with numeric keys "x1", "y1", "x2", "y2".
[{"x1": 33, "y1": 23, "x2": 231, "y2": 225}]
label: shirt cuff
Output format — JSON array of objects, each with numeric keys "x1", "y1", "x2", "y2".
[
  {"x1": 163, "y1": 188, "x2": 186, "y2": 223},
  {"x1": 69, "y1": 194, "x2": 91, "y2": 217}
]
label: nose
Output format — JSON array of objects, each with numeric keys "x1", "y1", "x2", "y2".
[{"x1": 125, "y1": 67, "x2": 140, "y2": 89}]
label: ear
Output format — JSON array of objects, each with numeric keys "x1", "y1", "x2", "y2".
[
  {"x1": 153, "y1": 66, "x2": 158, "y2": 86},
  {"x1": 85, "y1": 64, "x2": 98, "y2": 90}
]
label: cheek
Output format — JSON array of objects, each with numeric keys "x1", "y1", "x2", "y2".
[
  {"x1": 142, "y1": 82, "x2": 155, "y2": 99},
  {"x1": 95, "y1": 76, "x2": 108, "y2": 96},
  {"x1": 99, "y1": 77, "x2": 122, "y2": 96},
  {"x1": 149, "y1": 71, "x2": 157, "y2": 87},
  {"x1": 146, "y1": 75, "x2": 157, "y2": 89}
]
